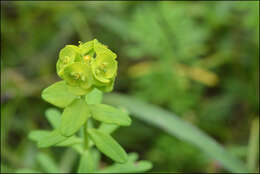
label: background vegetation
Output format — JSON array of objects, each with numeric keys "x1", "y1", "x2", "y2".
[{"x1": 1, "y1": 1, "x2": 259, "y2": 173}]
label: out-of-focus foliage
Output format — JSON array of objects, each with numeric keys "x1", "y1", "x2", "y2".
[{"x1": 1, "y1": 1, "x2": 259, "y2": 173}]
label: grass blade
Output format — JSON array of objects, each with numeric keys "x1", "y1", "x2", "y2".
[{"x1": 104, "y1": 93, "x2": 249, "y2": 173}]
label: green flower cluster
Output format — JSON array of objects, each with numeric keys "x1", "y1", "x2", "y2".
[{"x1": 56, "y1": 39, "x2": 118, "y2": 95}]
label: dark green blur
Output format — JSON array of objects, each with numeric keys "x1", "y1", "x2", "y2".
[{"x1": 1, "y1": 1, "x2": 259, "y2": 173}]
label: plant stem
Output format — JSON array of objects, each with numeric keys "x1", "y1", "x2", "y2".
[{"x1": 83, "y1": 122, "x2": 89, "y2": 150}]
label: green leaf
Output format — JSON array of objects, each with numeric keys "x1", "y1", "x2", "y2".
[
  {"x1": 90, "y1": 104, "x2": 131, "y2": 126},
  {"x1": 85, "y1": 88, "x2": 103, "y2": 105},
  {"x1": 45, "y1": 108, "x2": 61, "y2": 129},
  {"x1": 68, "y1": 85, "x2": 93, "y2": 96},
  {"x1": 37, "y1": 153, "x2": 59, "y2": 173},
  {"x1": 77, "y1": 150, "x2": 96, "y2": 173},
  {"x1": 91, "y1": 149, "x2": 101, "y2": 171},
  {"x1": 37, "y1": 130, "x2": 67, "y2": 148},
  {"x1": 98, "y1": 123, "x2": 119, "y2": 134},
  {"x1": 60, "y1": 98, "x2": 91, "y2": 137},
  {"x1": 98, "y1": 152, "x2": 152, "y2": 173},
  {"x1": 28, "y1": 130, "x2": 50, "y2": 142},
  {"x1": 104, "y1": 93, "x2": 249, "y2": 173},
  {"x1": 41, "y1": 81, "x2": 78, "y2": 108},
  {"x1": 29, "y1": 130, "x2": 82, "y2": 147},
  {"x1": 88, "y1": 128, "x2": 128, "y2": 163},
  {"x1": 56, "y1": 136, "x2": 83, "y2": 147}
]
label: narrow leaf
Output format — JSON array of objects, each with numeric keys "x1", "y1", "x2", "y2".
[
  {"x1": 45, "y1": 108, "x2": 61, "y2": 129},
  {"x1": 88, "y1": 128, "x2": 128, "y2": 163},
  {"x1": 28, "y1": 130, "x2": 50, "y2": 142},
  {"x1": 98, "y1": 123, "x2": 119, "y2": 134},
  {"x1": 60, "y1": 99, "x2": 91, "y2": 137},
  {"x1": 56, "y1": 136, "x2": 83, "y2": 147},
  {"x1": 37, "y1": 130, "x2": 67, "y2": 148},
  {"x1": 29, "y1": 130, "x2": 82, "y2": 147},
  {"x1": 90, "y1": 104, "x2": 131, "y2": 126},
  {"x1": 41, "y1": 81, "x2": 78, "y2": 108},
  {"x1": 91, "y1": 149, "x2": 101, "y2": 171}
]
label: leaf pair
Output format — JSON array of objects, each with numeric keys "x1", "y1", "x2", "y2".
[
  {"x1": 40, "y1": 79, "x2": 132, "y2": 164},
  {"x1": 42, "y1": 80, "x2": 104, "y2": 108},
  {"x1": 59, "y1": 99, "x2": 131, "y2": 137},
  {"x1": 59, "y1": 101, "x2": 130, "y2": 163},
  {"x1": 42, "y1": 81, "x2": 131, "y2": 137}
]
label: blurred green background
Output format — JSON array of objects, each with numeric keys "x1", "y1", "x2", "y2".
[{"x1": 1, "y1": 1, "x2": 259, "y2": 173}]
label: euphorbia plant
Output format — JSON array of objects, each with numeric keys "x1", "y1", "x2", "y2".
[{"x1": 28, "y1": 39, "x2": 152, "y2": 173}]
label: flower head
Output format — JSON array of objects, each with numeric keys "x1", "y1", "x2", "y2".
[{"x1": 56, "y1": 39, "x2": 118, "y2": 94}]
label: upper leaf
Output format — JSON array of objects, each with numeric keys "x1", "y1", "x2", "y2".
[
  {"x1": 90, "y1": 104, "x2": 131, "y2": 126},
  {"x1": 88, "y1": 128, "x2": 128, "y2": 163},
  {"x1": 67, "y1": 85, "x2": 93, "y2": 96},
  {"x1": 85, "y1": 88, "x2": 103, "y2": 105},
  {"x1": 41, "y1": 81, "x2": 78, "y2": 108},
  {"x1": 60, "y1": 98, "x2": 91, "y2": 137},
  {"x1": 29, "y1": 130, "x2": 82, "y2": 147}
]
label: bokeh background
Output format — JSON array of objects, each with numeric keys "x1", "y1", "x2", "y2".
[{"x1": 1, "y1": 1, "x2": 259, "y2": 173}]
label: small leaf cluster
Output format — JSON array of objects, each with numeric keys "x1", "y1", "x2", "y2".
[{"x1": 29, "y1": 40, "x2": 151, "y2": 172}]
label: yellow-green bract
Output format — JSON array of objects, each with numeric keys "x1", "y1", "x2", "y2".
[{"x1": 56, "y1": 39, "x2": 118, "y2": 95}]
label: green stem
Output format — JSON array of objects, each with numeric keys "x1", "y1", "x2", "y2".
[{"x1": 83, "y1": 122, "x2": 89, "y2": 150}]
